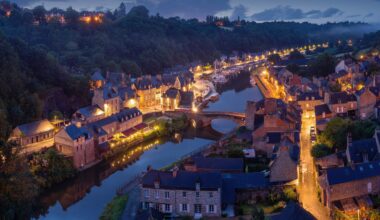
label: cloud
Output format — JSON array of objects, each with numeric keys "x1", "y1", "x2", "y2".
[
  {"x1": 251, "y1": 5, "x2": 343, "y2": 21},
  {"x1": 230, "y1": 5, "x2": 248, "y2": 20},
  {"x1": 364, "y1": 13, "x2": 374, "y2": 19},
  {"x1": 13, "y1": 0, "x2": 67, "y2": 7},
  {"x1": 135, "y1": 0, "x2": 231, "y2": 19}
]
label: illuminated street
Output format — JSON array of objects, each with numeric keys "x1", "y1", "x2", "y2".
[{"x1": 298, "y1": 110, "x2": 329, "y2": 220}]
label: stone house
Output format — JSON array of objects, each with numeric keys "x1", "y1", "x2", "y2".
[
  {"x1": 72, "y1": 105, "x2": 105, "y2": 125},
  {"x1": 296, "y1": 92, "x2": 323, "y2": 112},
  {"x1": 162, "y1": 88, "x2": 181, "y2": 111},
  {"x1": 356, "y1": 87, "x2": 377, "y2": 119},
  {"x1": 318, "y1": 161, "x2": 380, "y2": 210},
  {"x1": 9, "y1": 119, "x2": 55, "y2": 153},
  {"x1": 92, "y1": 85, "x2": 120, "y2": 117},
  {"x1": 55, "y1": 124, "x2": 96, "y2": 169},
  {"x1": 269, "y1": 145, "x2": 299, "y2": 185},
  {"x1": 140, "y1": 169, "x2": 222, "y2": 219},
  {"x1": 346, "y1": 130, "x2": 380, "y2": 165},
  {"x1": 325, "y1": 92, "x2": 357, "y2": 117},
  {"x1": 314, "y1": 104, "x2": 333, "y2": 131}
]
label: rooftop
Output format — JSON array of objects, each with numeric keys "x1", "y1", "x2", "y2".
[
  {"x1": 326, "y1": 160, "x2": 380, "y2": 185},
  {"x1": 142, "y1": 169, "x2": 222, "y2": 190},
  {"x1": 15, "y1": 119, "x2": 55, "y2": 136}
]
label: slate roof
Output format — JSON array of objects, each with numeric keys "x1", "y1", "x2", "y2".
[
  {"x1": 91, "y1": 70, "x2": 105, "y2": 81},
  {"x1": 270, "y1": 202, "x2": 316, "y2": 220},
  {"x1": 327, "y1": 160, "x2": 380, "y2": 185},
  {"x1": 76, "y1": 105, "x2": 104, "y2": 118},
  {"x1": 270, "y1": 146, "x2": 298, "y2": 183},
  {"x1": 330, "y1": 69, "x2": 348, "y2": 80},
  {"x1": 348, "y1": 138, "x2": 379, "y2": 164},
  {"x1": 85, "y1": 108, "x2": 141, "y2": 135},
  {"x1": 64, "y1": 124, "x2": 92, "y2": 140},
  {"x1": 163, "y1": 88, "x2": 180, "y2": 99},
  {"x1": 315, "y1": 104, "x2": 332, "y2": 117},
  {"x1": 297, "y1": 92, "x2": 322, "y2": 101},
  {"x1": 192, "y1": 156, "x2": 244, "y2": 172},
  {"x1": 330, "y1": 92, "x2": 357, "y2": 104},
  {"x1": 16, "y1": 119, "x2": 55, "y2": 136},
  {"x1": 222, "y1": 172, "x2": 268, "y2": 204},
  {"x1": 141, "y1": 170, "x2": 222, "y2": 190}
]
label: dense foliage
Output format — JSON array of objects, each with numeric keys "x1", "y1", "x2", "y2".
[
  {"x1": 0, "y1": 2, "x2": 372, "y2": 140},
  {"x1": 100, "y1": 194, "x2": 128, "y2": 220},
  {"x1": 317, "y1": 118, "x2": 376, "y2": 150},
  {"x1": 311, "y1": 143, "x2": 333, "y2": 158},
  {"x1": 0, "y1": 144, "x2": 75, "y2": 219}
]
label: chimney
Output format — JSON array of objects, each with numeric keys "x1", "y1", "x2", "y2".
[
  {"x1": 172, "y1": 165, "x2": 179, "y2": 177},
  {"x1": 147, "y1": 165, "x2": 152, "y2": 172}
]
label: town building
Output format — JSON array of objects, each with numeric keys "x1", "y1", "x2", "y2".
[
  {"x1": 314, "y1": 104, "x2": 333, "y2": 131},
  {"x1": 9, "y1": 119, "x2": 55, "y2": 153},
  {"x1": 325, "y1": 92, "x2": 357, "y2": 117},
  {"x1": 55, "y1": 124, "x2": 96, "y2": 169},
  {"x1": 318, "y1": 161, "x2": 380, "y2": 211},
  {"x1": 269, "y1": 144, "x2": 299, "y2": 185},
  {"x1": 356, "y1": 87, "x2": 379, "y2": 119},
  {"x1": 140, "y1": 169, "x2": 222, "y2": 218}
]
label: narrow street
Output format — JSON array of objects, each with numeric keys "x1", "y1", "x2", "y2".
[{"x1": 298, "y1": 111, "x2": 330, "y2": 220}]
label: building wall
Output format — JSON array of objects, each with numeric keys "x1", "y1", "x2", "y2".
[
  {"x1": 330, "y1": 101, "x2": 357, "y2": 115},
  {"x1": 358, "y1": 90, "x2": 377, "y2": 119},
  {"x1": 137, "y1": 87, "x2": 162, "y2": 108},
  {"x1": 118, "y1": 114, "x2": 143, "y2": 132},
  {"x1": 322, "y1": 175, "x2": 380, "y2": 209},
  {"x1": 55, "y1": 130, "x2": 96, "y2": 169},
  {"x1": 141, "y1": 186, "x2": 221, "y2": 217},
  {"x1": 19, "y1": 130, "x2": 55, "y2": 147}
]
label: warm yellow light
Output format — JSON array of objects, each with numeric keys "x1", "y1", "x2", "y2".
[{"x1": 192, "y1": 107, "x2": 198, "y2": 113}]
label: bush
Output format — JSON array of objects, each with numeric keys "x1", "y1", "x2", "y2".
[
  {"x1": 100, "y1": 194, "x2": 128, "y2": 220},
  {"x1": 227, "y1": 148, "x2": 244, "y2": 158},
  {"x1": 283, "y1": 187, "x2": 297, "y2": 201},
  {"x1": 311, "y1": 144, "x2": 333, "y2": 158}
]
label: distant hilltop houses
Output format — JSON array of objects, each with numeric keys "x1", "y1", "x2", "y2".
[{"x1": 9, "y1": 70, "x2": 195, "y2": 170}]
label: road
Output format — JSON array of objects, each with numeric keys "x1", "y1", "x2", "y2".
[{"x1": 298, "y1": 111, "x2": 330, "y2": 220}]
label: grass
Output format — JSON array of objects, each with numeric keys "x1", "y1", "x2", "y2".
[{"x1": 100, "y1": 194, "x2": 128, "y2": 220}]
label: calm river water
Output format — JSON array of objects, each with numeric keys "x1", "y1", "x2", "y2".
[{"x1": 37, "y1": 71, "x2": 263, "y2": 219}]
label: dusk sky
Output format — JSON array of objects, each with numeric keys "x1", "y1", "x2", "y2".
[{"x1": 10, "y1": 0, "x2": 380, "y2": 23}]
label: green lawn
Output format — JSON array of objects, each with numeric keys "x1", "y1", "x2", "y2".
[{"x1": 100, "y1": 194, "x2": 128, "y2": 220}]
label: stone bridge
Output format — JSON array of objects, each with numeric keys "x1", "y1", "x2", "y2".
[{"x1": 164, "y1": 109, "x2": 246, "y2": 128}]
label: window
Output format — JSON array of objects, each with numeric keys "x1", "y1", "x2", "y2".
[
  {"x1": 144, "y1": 189, "x2": 149, "y2": 198},
  {"x1": 164, "y1": 204, "x2": 170, "y2": 212},
  {"x1": 164, "y1": 191, "x2": 170, "y2": 199},
  {"x1": 209, "y1": 192, "x2": 213, "y2": 198},
  {"x1": 182, "y1": 203, "x2": 188, "y2": 212},
  {"x1": 208, "y1": 204, "x2": 215, "y2": 213},
  {"x1": 194, "y1": 204, "x2": 201, "y2": 213},
  {"x1": 368, "y1": 182, "x2": 373, "y2": 193},
  {"x1": 196, "y1": 192, "x2": 200, "y2": 198},
  {"x1": 182, "y1": 191, "x2": 186, "y2": 197},
  {"x1": 155, "y1": 190, "x2": 159, "y2": 199}
]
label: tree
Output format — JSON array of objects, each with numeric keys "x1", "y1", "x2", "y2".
[
  {"x1": 288, "y1": 49, "x2": 305, "y2": 60},
  {"x1": 308, "y1": 53, "x2": 336, "y2": 77},
  {"x1": 318, "y1": 117, "x2": 349, "y2": 149},
  {"x1": 32, "y1": 6, "x2": 46, "y2": 24},
  {"x1": 251, "y1": 206, "x2": 265, "y2": 220},
  {"x1": 64, "y1": 7, "x2": 79, "y2": 25},
  {"x1": 311, "y1": 144, "x2": 333, "y2": 158},
  {"x1": 268, "y1": 54, "x2": 282, "y2": 65},
  {"x1": 127, "y1": 6, "x2": 149, "y2": 19},
  {"x1": 120, "y1": 60, "x2": 142, "y2": 77}
]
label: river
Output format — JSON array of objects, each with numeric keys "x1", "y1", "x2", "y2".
[{"x1": 36, "y1": 70, "x2": 263, "y2": 219}]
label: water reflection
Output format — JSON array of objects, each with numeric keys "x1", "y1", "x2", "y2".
[
  {"x1": 206, "y1": 71, "x2": 263, "y2": 113},
  {"x1": 211, "y1": 119, "x2": 237, "y2": 134},
  {"x1": 36, "y1": 128, "x2": 217, "y2": 219}
]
